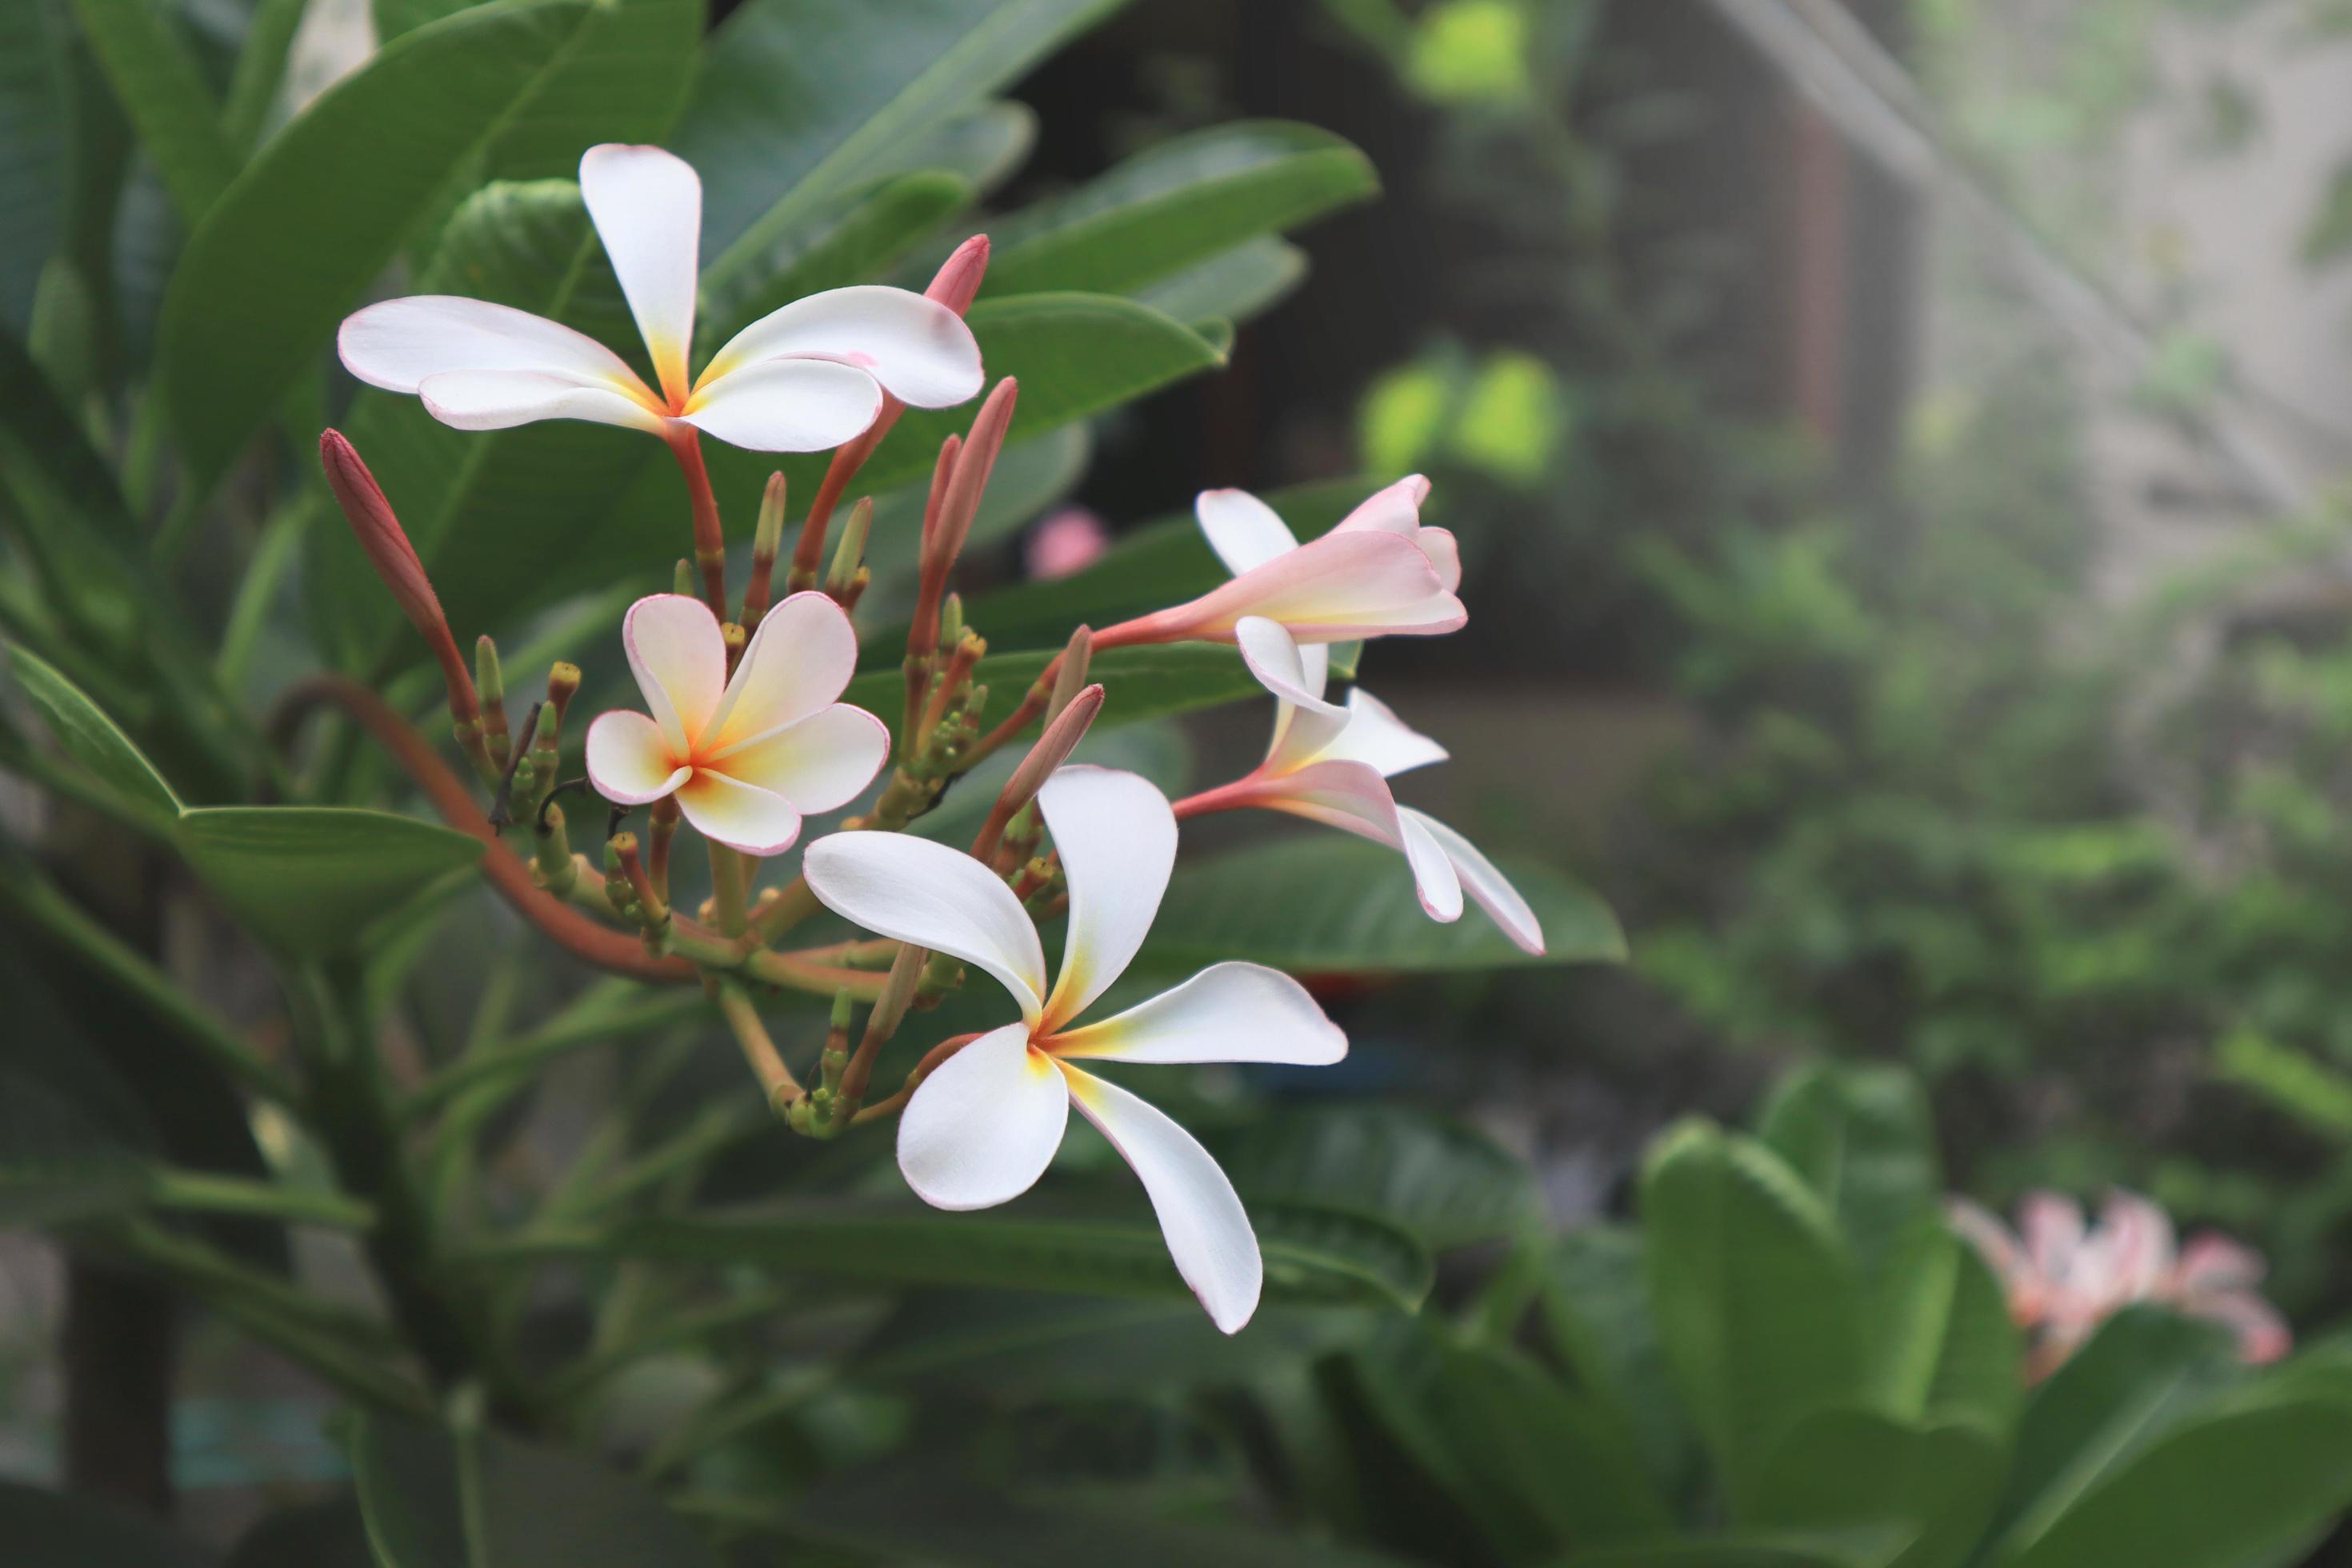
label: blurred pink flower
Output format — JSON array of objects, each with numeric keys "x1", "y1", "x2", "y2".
[
  {"x1": 1026, "y1": 506, "x2": 1110, "y2": 580},
  {"x1": 1948, "y1": 1189, "x2": 2290, "y2": 1379}
]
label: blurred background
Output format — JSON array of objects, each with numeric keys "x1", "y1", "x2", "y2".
[{"x1": 20, "y1": 0, "x2": 2352, "y2": 1549}]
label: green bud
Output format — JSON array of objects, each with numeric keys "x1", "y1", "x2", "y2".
[
  {"x1": 754, "y1": 471, "x2": 787, "y2": 562},
  {"x1": 674, "y1": 558, "x2": 694, "y2": 597},
  {"x1": 939, "y1": 591, "x2": 963, "y2": 648},
  {"x1": 826, "y1": 496, "x2": 872, "y2": 595}
]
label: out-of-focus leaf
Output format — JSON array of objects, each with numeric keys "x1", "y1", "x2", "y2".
[
  {"x1": 1562, "y1": 1547, "x2": 1850, "y2": 1568},
  {"x1": 0, "y1": 1480, "x2": 211, "y2": 1568},
  {"x1": 1139, "y1": 835, "x2": 1624, "y2": 974},
  {"x1": 1748, "y1": 1409, "x2": 2004, "y2": 1567},
  {"x1": 0, "y1": 322, "x2": 138, "y2": 546},
  {"x1": 5, "y1": 645, "x2": 182, "y2": 818},
  {"x1": 177, "y1": 806, "x2": 484, "y2": 957},
  {"x1": 0, "y1": 1063, "x2": 151, "y2": 1227},
  {"x1": 1981, "y1": 1306, "x2": 2239, "y2": 1558},
  {"x1": 1755, "y1": 1062, "x2": 1939, "y2": 1278},
  {"x1": 701, "y1": 169, "x2": 972, "y2": 350},
  {"x1": 0, "y1": 2, "x2": 70, "y2": 335},
  {"x1": 1216, "y1": 1103, "x2": 1542, "y2": 1251},
  {"x1": 566, "y1": 1197, "x2": 1433, "y2": 1312},
  {"x1": 981, "y1": 122, "x2": 1376, "y2": 298},
  {"x1": 2302, "y1": 159, "x2": 2352, "y2": 268},
  {"x1": 1540, "y1": 1226, "x2": 1702, "y2": 1504},
  {"x1": 157, "y1": 0, "x2": 606, "y2": 486},
  {"x1": 1864, "y1": 1218, "x2": 2022, "y2": 1440},
  {"x1": 868, "y1": 99, "x2": 1036, "y2": 199},
  {"x1": 350, "y1": 1412, "x2": 721, "y2": 1567},
  {"x1": 676, "y1": 0, "x2": 1128, "y2": 286},
  {"x1": 1138, "y1": 234, "x2": 1308, "y2": 326},
  {"x1": 842, "y1": 642, "x2": 1261, "y2": 741},
  {"x1": 1642, "y1": 1122, "x2": 1868, "y2": 1510},
  {"x1": 66, "y1": 0, "x2": 238, "y2": 222}
]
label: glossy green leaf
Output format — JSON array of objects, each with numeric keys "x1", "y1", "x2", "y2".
[
  {"x1": 564, "y1": 1197, "x2": 1432, "y2": 1312},
  {"x1": 1748, "y1": 1410, "x2": 2005, "y2": 1568},
  {"x1": 158, "y1": 0, "x2": 605, "y2": 486},
  {"x1": 4, "y1": 644, "x2": 182, "y2": 818},
  {"x1": 1642, "y1": 1122, "x2": 1870, "y2": 1510},
  {"x1": 677, "y1": 0, "x2": 1128, "y2": 286},
  {"x1": 1216, "y1": 1103, "x2": 1542, "y2": 1251},
  {"x1": 1563, "y1": 1547, "x2": 1851, "y2": 1568},
  {"x1": 0, "y1": 1481, "x2": 210, "y2": 1568},
  {"x1": 0, "y1": 2, "x2": 70, "y2": 335},
  {"x1": 1755, "y1": 1062, "x2": 1940, "y2": 1279},
  {"x1": 351, "y1": 1413, "x2": 721, "y2": 1568},
  {"x1": 983, "y1": 121, "x2": 1375, "y2": 298},
  {"x1": 1140, "y1": 834, "x2": 1625, "y2": 973},
  {"x1": 1138, "y1": 234, "x2": 1310, "y2": 326},
  {"x1": 177, "y1": 806, "x2": 484, "y2": 957},
  {"x1": 66, "y1": 0, "x2": 237, "y2": 222},
  {"x1": 871, "y1": 98, "x2": 1037, "y2": 199},
  {"x1": 1862, "y1": 1218, "x2": 2022, "y2": 1439}
]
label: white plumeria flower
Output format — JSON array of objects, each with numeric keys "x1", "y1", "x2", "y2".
[
  {"x1": 1186, "y1": 615, "x2": 1543, "y2": 956},
  {"x1": 338, "y1": 144, "x2": 983, "y2": 451},
  {"x1": 586, "y1": 593, "x2": 889, "y2": 856},
  {"x1": 802, "y1": 766, "x2": 1347, "y2": 1333},
  {"x1": 1101, "y1": 476, "x2": 1466, "y2": 647}
]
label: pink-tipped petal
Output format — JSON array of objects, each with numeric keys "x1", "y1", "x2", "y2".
[
  {"x1": 679, "y1": 357, "x2": 886, "y2": 452},
  {"x1": 897, "y1": 1024, "x2": 1068, "y2": 1210},
  {"x1": 1036, "y1": 767, "x2": 1178, "y2": 1032},
  {"x1": 2173, "y1": 1234, "x2": 2267, "y2": 1296},
  {"x1": 337, "y1": 295, "x2": 654, "y2": 398},
  {"x1": 1236, "y1": 618, "x2": 1348, "y2": 772},
  {"x1": 1154, "y1": 530, "x2": 1465, "y2": 644},
  {"x1": 1060, "y1": 1064, "x2": 1262, "y2": 1334},
  {"x1": 802, "y1": 831, "x2": 1048, "y2": 1023},
  {"x1": 584, "y1": 710, "x2": 687, "y2": 805},
  {"x1": 1316, "y1": 687, "x2": 1450, "y2": 778},
  {"x1": 713, "y1": 703, "x2": 889, "y2": 814},
  {"x1": 416, "y1": 370, "x2": 670, "y2": 434},
  {"x1": 2197, "y1": 1290, "x2": 2292, "y2": 1365},
  {"x1": 2095, "y1": 1190, "x2": 2177, "y2": 1302},
  {"x1": 1400, "y1": 808, "x2": 1540, "y2": 953},
  {"x1": 1414, "y1": 526, "x2": 1462, "y2": 591},
  {"x1": 2021, "y1": 1192, "x2": 2086, "y2": 1286},
  {"x1": 1330, "y1": 474, "x2": 1431, "y2": 538},
  {"x1": 1047, "y1": 962, "x2": 1346, "y2": 1066},
  {"x1": 622, "y1": 594, "x2": 726, "y2": 754},
  {"x1": 579, "y1": 144, "x2": 702, "y2": 404},
  {"x1": 675, "y1": 770, "x2": 804, "y2": 857},
  {"x1": 707, "y1": 590, "x2": 860, "y2": 748},
  {"x1": 699, "y1": 284, "x2": 982, "y2": 408},
  {"x1": 1197, "y1": 488, "x2": 1300, "y2": 577}
]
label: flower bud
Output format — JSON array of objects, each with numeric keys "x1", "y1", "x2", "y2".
[
  {"x1": 826, "y1": 496, "x2": 872, "y2": 598},
  {"x1": 319, "y1": 429, "x2": 479, "y2": 726},
  {"x1": 924, "y1": 234, "x2": 990, "y2": 315}
]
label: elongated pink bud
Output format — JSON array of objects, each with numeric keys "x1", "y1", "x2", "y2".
[
  {"x1": 320, "y1": 430, "x2": 478, "y2": 725},
  {"x1": 925, "y1": 235, "x2": 990, "y2": 315},
  {"x1": 974, "y1": 682, "x2": 1104, "y2": 862},
  {"x1": 926, "y1": 378, "x2": 1018, "y2": 577}
]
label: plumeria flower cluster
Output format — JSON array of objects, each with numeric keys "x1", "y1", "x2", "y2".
[
  {"x1": 1949, "y1": 1189, "x2": 2290, "y2": 1379},
  {"x1": 318, "y1": 140, "x2": 1537, "y2": 1332}
]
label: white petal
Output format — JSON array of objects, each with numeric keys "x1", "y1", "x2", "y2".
[
  {"x1": 584, "y1": 710, "x2": 687, "y2": 805},
  {"x1": 2021, "y1": 1193, "x2": 2085, "y2": 1284},
  {"x1": 1151, "y1": 530, "x2": 1465, "y2": 643},
  {"x1": 1314, "y1": 688, "x2": 1450, "y2": 778},
  {"x1": 416, "y1": 370, "x2": 670, "y2": 434},
  {"x1": 1237, "y1": 617, "x2": 1349, "y2": 772},
  {"x1": 712, "y1": 704, "x2": 889, "y2": 814},
  {"x1": 1242, "y1": 763, "x2": 1463, "y2": 923},
  {"x1": 1329, "y1": 474, "x2": 1431, "y2": 538},
  {"x1": 622, "y1": 594, "x2": 726, "y2": 754},
  {"x1": 699, "y1": 284, "x2": 983, "y2": 408},
  {"x1": 679, "y1": 357, "x2": 885, "y2": 452},
  {"x1": 1036, "y1": 766, "x2": 1177, "y2": 1032},
  {"x1": 1402, "y1": 809, "x2": 1538, "y2": 952},
  {"x1": 676, "y1": 770, "x2": 804, "y2": 857},
  {"x1": 1060, "y1": 1064, "x2": 1262, "y2": 1334},
  {"x1": 802, "y1": 832, "x2": 1047, "y2": 1022},
  {"x1": 1396, "y1": 810, "x2": 1467, "y2": 923},
  {"x1": 337, "y1": 295, "x2": 654, "y2": 398},
  {"x1": 579, "y1": 143, "x2": 701, "y2": 404},
  {"x1": 706, "y1": 590, "x2": 858, "y2": 749},
  {"x1": 1415, "y1": 525, "x2": 1462, "y2": 591},
  {"x1": 1197, "y1": 487, "x2": 1298, "y2": 576},
  {"x1": 897, "y1": 1023, "x2": 1068, "y2": 1210},
  {"x1": 1048, "y1": 962, "x2": 1346, "y2": 1066}
]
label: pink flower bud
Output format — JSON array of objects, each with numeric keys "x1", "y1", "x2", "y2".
[
  {"x1": 319, "y1": 430, "x2": 478, "y2": 723},
  {"x1": 925, "y1": 234, "x2": 990, "y2": 316}
]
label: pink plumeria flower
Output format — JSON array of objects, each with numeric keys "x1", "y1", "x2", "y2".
[
  {"x1": 1026, "y1": 506, "x2": 1111, "y2": 580},
  {"x1": 585, "y1": 594, "x2": 889, "y2": 856},
  {"x1": 338, "y1": 144, "x2": 982, "y2": 451},
  {"x1": 802, "y1": 766, "x2": 1347, "y2": 1333},
  {"x1": 1949, "y1": 1189, "x2": 2290, "y2": 1377},
  {"x1": 1098, "y1": 477, "x2": 1466, "y2": 648},
  {"x1": 1180, "y1": 616, "x2": 1543, "y2": 956}
]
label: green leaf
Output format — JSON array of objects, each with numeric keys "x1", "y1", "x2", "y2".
[
  {"x1": 1748, "y1": 1410, "x2": 2005, "y2": 1568},
  {"x1": 1351, "y1": 1324, "x2": 1674, "y2": 1559},
  {"x1": 701, "y1": 168, "x2": 973, "y2": 349},
  {"x1": 66, "y1": 0, "x2": 238, "y2": 222},
  {"x1": 1981, "y1": 1306, "x2": 2240, "y2": 1559},
  {"x1": 843, "y1": 642, "x2": 1262, "y2": 741},
  {"x1": 0, "y1": 2, "x2": 71, "y2": 335},
  {"x1": 157, "y1": 0, "x2": 607, "y2": 486},
  {"x1": 1215, "y1": 1103, "x2": 1543, "y2": 1251},
  {"x1": 558, "y1": 1197, "x2": 1432, "y2": 1312},
  {"x1": 5, "y1": 643, "x2": 182, "y2": 818},
  {"x1": 1862, "y1": 1218, "x2": 2022, "y2": 1440},
  {"x1": 1538, "y1": 1226, "x2": 1705, "y2": 1506},
  {"x1": 982, "y1": 121, "x2": 1376, "y2": 298},
  {"x1": 0, "y1": 1062, "x2": 152, "y2": 1227},
  {"x1": 1140, "y1": 834, "x2": 1625, "y2": 973},
  {"x1": 1754, "y1": 1062, "x2": 1940, "y2": 1280},
  {"x1": 177, "y1": 806, "x2": 484, "y2": 957},
  {"x1": 219, "y1": 0, "x2": 312, "y2": 152},
  {"x1": 0, "y1": 1480, "x2": 211, "y2": 1568},
  {"x1": 677, "y1": 0, "x2": 1129, "y2": 286},
  {"x1": 1563, "y1": 1547, "x2": 1851, "y2": 1568},
  {"x1": 1642, "y1": 1122, "x2": 1870, "y2": 1510},
  {"x1": 1993, "y1": 1389, "x2": 2352, "y2": 1568},
  {"x1": 1138, "y1": 234, "x2": 1309, "y2": 326},
  {"x1": 350, "y1": 1412, "x2": 722, "y2": 1567}
]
